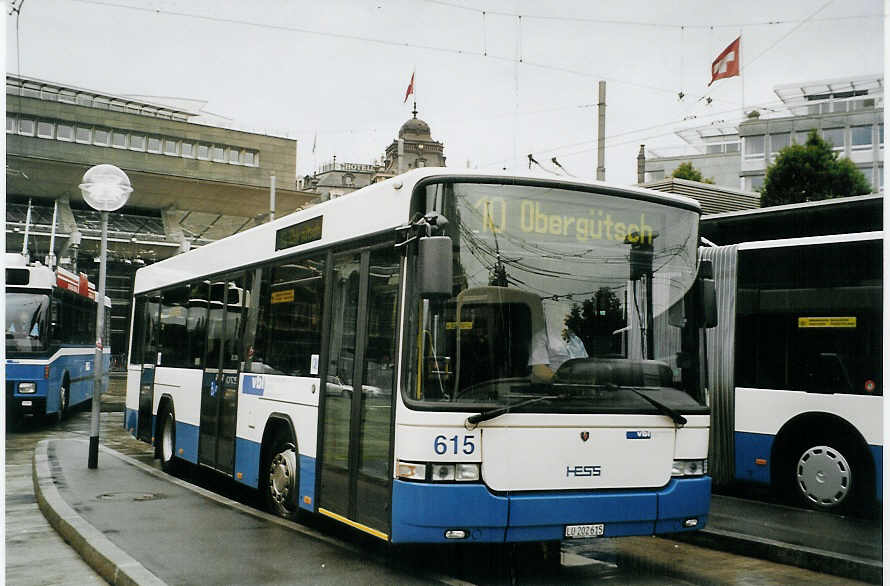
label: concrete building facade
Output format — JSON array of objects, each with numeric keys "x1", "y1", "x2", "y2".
[
  {"x1": 643, "y1": 75, "x2": 884, "y2": 196},
  {"x1": 6, "y1": 74, "x2": 314, "y2": 360}
]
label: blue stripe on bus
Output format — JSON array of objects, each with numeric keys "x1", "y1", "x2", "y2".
[
  {"x1": 870, "y1": 445, "x2": 882, "y2": 501},
  {"x1": 390, "y1": 477, "x2": 710, "y2": 543},
  {"x1": 234, "y1": 438, "x2": 261, "y2": 488},
  {"x1": 175, "y1": 421, "x2": 199, "y2": 464},
  {"x1": 124, "y1": 408, "x2": 138, "y2": 434},
  {"x1": 232, "y1": 439, "x2": 316, "y2": 510},
  {"x1": 734, "y1": 431, "x2": 773, "y2": 484},
  {"x1": 299, "y1": 456, "x2": 316, "y2": 511}
]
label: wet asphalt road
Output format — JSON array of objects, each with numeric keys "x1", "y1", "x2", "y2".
[{"x1": 5, "y1": 381, "x2": 868, "y2": 585}]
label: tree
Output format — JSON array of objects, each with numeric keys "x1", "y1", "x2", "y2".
[
  {"x1": 671, "y1": 162, "x2": 714, "y2": 184},
  {"x1": 760, "y1": 130, "x2": 871, "y2": 207}
]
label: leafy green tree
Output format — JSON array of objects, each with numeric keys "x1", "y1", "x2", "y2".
[
  {"x1": 671, "y1": 162, "x2": 714, "y2": 184},
  {"x1": 760, "y1": 130, "x2": 871, "y2": 207}
]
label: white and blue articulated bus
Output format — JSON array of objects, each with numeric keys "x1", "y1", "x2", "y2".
[
  {"x1": 6, "y1": 253, "x2": 111, "y2": 422},
  {"x1": 704, "y1": 232, "x2": 882, "y2": 514},
  {"x1": 126, "y1": 168, "x2": 716, "y2": 544}
]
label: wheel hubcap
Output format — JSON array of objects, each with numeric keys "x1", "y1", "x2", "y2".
[
  {"x1": 269, "y1": 448, "x2": 297, "y2": 506},
  {"x1": 796, "y1": 445, "x2": 851, "y2": 507}
]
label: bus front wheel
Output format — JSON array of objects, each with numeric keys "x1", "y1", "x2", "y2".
[
  {"x1": 158, "y1": 407, "x2": 179, "y2": 474},
  {"x1": 51, "y1": 380, "x2": 69, "y2": 425},
  {"x1": 263, "y1": 435, "x2": 300, "y2": 520}
]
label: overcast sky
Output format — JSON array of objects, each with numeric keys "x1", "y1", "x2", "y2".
[{"x1": 5, "y1": 0, "x2": 885, "y2": 185}]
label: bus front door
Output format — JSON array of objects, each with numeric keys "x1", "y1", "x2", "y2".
[
  {"x1": 320, "y1": 246, "x2": 400, "y2": 540},
  {"x1": 198, "y1": 274, "x2": 244, "y2": 475}
]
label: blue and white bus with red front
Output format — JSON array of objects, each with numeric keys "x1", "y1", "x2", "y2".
[
  {"x1": 6, "y1": 253, "x2": 111, "y2": 422},
  {"x1": 126, "y1": 168, "x2": 715, "y2": 545}
]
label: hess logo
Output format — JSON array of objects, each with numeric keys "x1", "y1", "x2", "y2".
[{"x1": 566, "y1": 465, "x2": 602, "y2": 477}]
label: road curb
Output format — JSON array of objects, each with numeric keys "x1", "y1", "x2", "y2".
[
  {"x1": 32, "y1": 440, "x2": 166, "y2": 586},
  {"x1": 671, "y1": 526, "x2": 882, "y2": 584}
]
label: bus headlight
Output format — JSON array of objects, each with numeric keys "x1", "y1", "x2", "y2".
[
  {"x1": 397, "y1": 461, "x2": 480, "y2": 483},
  {"x1": 18, "y1": 382, "x2": 36, "y2": 394},
  {"x1": 672, "y1": 459, "x2": 707, "y2": 477}
]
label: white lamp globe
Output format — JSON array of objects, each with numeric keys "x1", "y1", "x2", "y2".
[{"x1": 79, "y1": 164, "x2": 132, "y2": 211}]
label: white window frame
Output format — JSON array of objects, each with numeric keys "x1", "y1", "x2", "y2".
[
  {"x1": 147, "y1": 136, "x2": 163, "y2": 153},
  {"x1": 112, "y1": 130, "x2": 128, "y2": 149},
  {"x1": 197, "y1": 144, "x2": 210, "y2": 160},
  {"x1": 181, "y1": 142, "x2": 195, "y2": 158},
  {"x1": 822, "y1": 127, "x2": 845, "y2": 153},
  {"x1": 75, "y1": 125, "x2": 92, "y2": 144},
  {"x1": 6, "y1": 115, "x2": 16, "y2": 134},
  {"x1": 129, "y1": 134, "x2": 146, "y2": 152},
  {"x1": 228, "y1": 148, "x2": 240, "y2": 164},
  {"x1": 163, "y1": 138, "x2": 179, "y2": 156},
  {"x1": 36, "y1": 120, "x2": 54, "y2": 139},
  {"x1": 769, "y1": 133, "x2": 790, "y2": 156},
  {"x1": 18, "y1": 118, "x2": 36, "y2": 136},
  {"x1": 211, "y1": 145, "x2": 226, "y2": 162},
  {"x1": 743, "y1": 135, "x2": 765, "y2": 159},
  {"x1": 850, "y1": 125, "x2": 873, "y2": 151},
  {"x1": 93, "y1": 127, "x2": 111, "y2": 146},
  {"x1": 56, "y1": 123, "x2": 74, "y2": 142}
]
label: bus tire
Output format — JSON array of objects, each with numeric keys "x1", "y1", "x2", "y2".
[
  {"x1": 158, "y1": 406, "x2": 179, "y2": 474},
  {"x1": 51, "y1": 378, "x2": 70, "y2": 425},
  {"x1": 262, "y1": 434, "x2": 300, "y2": 520},
  {"x1": 787, "y1": 434, "x2": 867, "y2": 513}
]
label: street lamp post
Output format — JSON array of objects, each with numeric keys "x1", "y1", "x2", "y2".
[{"x1": 79, "y1": 164, "x2": 132, "y2": 469}]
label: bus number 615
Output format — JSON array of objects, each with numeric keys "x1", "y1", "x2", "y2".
[{"x1": 434, "y1": 434, "x2": 475, "y2": 455}]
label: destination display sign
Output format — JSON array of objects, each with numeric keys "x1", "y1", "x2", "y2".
[
  {"x1": 275, "y1": 216, "x2": 323, "y2": 251},
  {"x1": 798, "y1": 317, "x2": 857, "y2": 328}
]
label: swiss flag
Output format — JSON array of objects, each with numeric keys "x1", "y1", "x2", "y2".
[
  {"x1": 709, "y1": 37, "x2": 740, "y2": 86},
  {"x1": 404, "y1": 71, "x2": 415, "y2": 103}
]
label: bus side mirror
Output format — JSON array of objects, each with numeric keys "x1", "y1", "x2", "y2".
[
  {"x1": 418, "y1": 236, "x2": 453, "y2": 298},
  {"x1": 698, "y1": 260, "x2": 717, "y2": 328}
]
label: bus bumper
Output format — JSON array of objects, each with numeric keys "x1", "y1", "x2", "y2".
[
  {"x1": 390, "y1": 476, "x2": 710, "y2": 543},
  {"x1": 5, "y1": 375, "x2": 48, "y2": 417}
]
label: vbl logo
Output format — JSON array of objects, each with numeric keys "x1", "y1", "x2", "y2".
[{"x1": 566, "y1": 465, "x2": 602, "y2": 477}]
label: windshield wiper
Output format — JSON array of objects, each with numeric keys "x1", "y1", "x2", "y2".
[
  {"x1": 464, "y1": 394, "x2": 563, "y2": 429},
  {"x1": 602, "y1": 383, "x2": 687, "y2": 427}
]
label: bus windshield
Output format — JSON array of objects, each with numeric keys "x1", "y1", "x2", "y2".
[
  {"x1": 411, "y1": 181, "x2": 704, "y2": 412},
  {"x1": 6, "y1": 292, "x2": 49, "y2": 353}
]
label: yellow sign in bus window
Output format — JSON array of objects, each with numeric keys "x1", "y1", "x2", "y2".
[
  {"x1": 798, "y1": 317, "x2": 857, "y2": 328},
  {"x1": 445, "y1": 321, "x2": 474, "y2": 330},
  {"x1": 271, "y1": 289, "x2": 295, "y2": 304}
]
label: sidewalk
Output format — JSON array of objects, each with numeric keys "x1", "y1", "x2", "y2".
[
  {"x1": 33, "y1": 439, "x2": 441, "y2": 586},
  {"x1": 674, "y1": 493, "x2": 882, "y2": 583}
]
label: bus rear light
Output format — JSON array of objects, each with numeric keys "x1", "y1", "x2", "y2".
[
  {"x1": 433, "y1": 464, "x2": 455, "y2": 481},
  {"x1": 18, "y1": 382, "x2": 36, "y2": 394},
  {"x1": 44, "y1": 366, "x2": 50, "y2": 379}
]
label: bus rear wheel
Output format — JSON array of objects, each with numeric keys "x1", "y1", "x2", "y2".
[
  {"x1": 263, "y1": 436, "x2": 300, "y2": 520},
  {"x1": 787, "y1": 436, "x2": 866, "y2": 513}
]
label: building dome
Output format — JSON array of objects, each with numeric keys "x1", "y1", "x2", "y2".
[{"x1": 399, "y1": 116, "x2": 431, "y2": 138}]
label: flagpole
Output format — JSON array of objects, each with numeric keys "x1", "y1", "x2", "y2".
[{"x1": 739, "y1": 31, "x2": 745, "y2": 116}]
